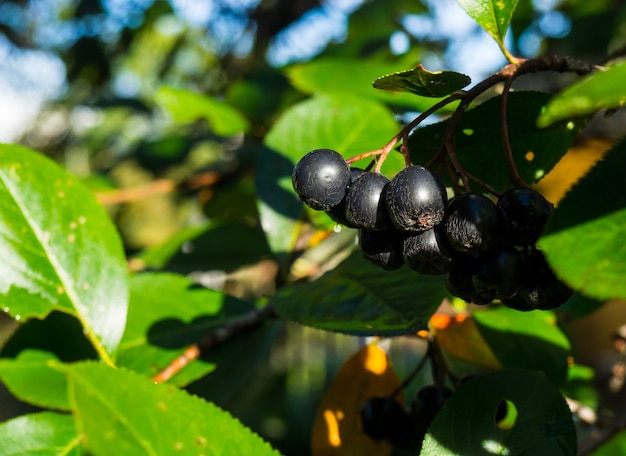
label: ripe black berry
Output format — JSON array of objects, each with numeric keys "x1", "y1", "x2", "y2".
[
  {"x1": 326, "y1": 167, "x2": 365, "y2": 227},
  {"x1": 292, "y1": 149, "x2": 351, "y2": 210},
  {"x1": 345, "y1": 172, "x2": 391, "y2": 230},
  {"x1": 360, "y1": 396, "x2": 417, "y2": 448},
  {"x1": 385, "y1": 166, "x2": 447, "y2": 232},
  {"x1": 497, "y1": 187, "x2": 552, "y2": 246},
  {"x1": 402, "y1": 227, "x2": 452, "y2": 275},
  {"x1": 359, "y1": 229, "x2": 404, "y2": 270},
  {"x1": 518, "y1": 250, "x2": 573, "y2": 310},
  {"x1": 443, "y1": 193, "x2": 499, "y2": 254},
  {"x1": 445, "y1": 255, "x2": 492, "y2": 305},
  {"x1": 472, "y1": 245, "x2": 523, "y2": 300},
  {"x1": 411, "y1": 384, "x2": 453, "y2": 430}
]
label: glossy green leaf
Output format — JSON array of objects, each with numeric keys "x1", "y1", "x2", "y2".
[
  {"x1": 538, "y1": 139, "x2": 626, "y2": 301},
  {"x1": 538, "y1": 60, "x2": 626, "y2": 127},
  {"x1": 422, "y1": 369, "x2": 576, "y2": 456},
  {"x1": 117, "y1": 272, "x2": 255, "y2": 386},
  {"x1": 473, "y1": 306, "x2": 571, "y2": 386},
  {"x1": 0, "y1": 350, "x2": 70, "y2": 411},
  {"x1": 271, "y1": 251, "x2": 446, "y2": 335},
  {"x1": 286, "y1": 58, "x2": 453, "y2": 110},
  {"x1": 260, "y1": 94, "x2": 402, "y2": 262},
  {"x1": 133, "y1": 221, "x2": 272, "y2": 274},
  {"x1": 154, "y1": 85, "x2": 249, "y2": 136},
  {"x1": 373, "y1": 64, "x2": 471, "y2": 98},
  {"x1": 455, "y1": 0, "x2": 519, "y2": 47},
  {"x1": 0, "y1": 411, "x2": 81, "y2": 456},
  {"x1": 58, "y1": 361, "x2": 280, "y2": 456},
  {"x1": 408, "y1": 91, "x2": 585, "y2": 192},
  {"x1": 0, "y1": 145, "x2": 128, "y2": 365}
]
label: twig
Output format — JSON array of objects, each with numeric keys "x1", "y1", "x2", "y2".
[
  {"x1": 390, "y1": 338, "x2": 433, "y2": 398},
  {"x1": 96, "y1": 170, "x2": 221, "y2": 205},
  {"x1": 500, "y1": 77, "x2": 528, "y2": 187},
  {"x1": 151, "y1": 303, "x2": 278, "y2": 383}
]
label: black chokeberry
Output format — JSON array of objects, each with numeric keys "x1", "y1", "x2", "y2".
[
  {"x1": 411, "y1": 384, "x2": 453, "y2": 430},
  {"x1": 443, "y1": 193, "x2": 499, "y2": 254},
  {"x1": 445, "y1": 255, "x2": 492, "y2": 305},
  {"x1": 402, "y1": 227, "x2": 452, "y2": 275},
  {"x1": 497, "y1": 187, "x2": 553, "y2": 246},
  {"x1": 385, "y1": 166, "x2": 447, "y2": 232},
  {"x1": 292, "y1": 148, "x2": 351, "y2": 210},
  {"x1": 345, "y1": 172, "x2": 391, "y2": 230},
  {"x1": 518, "y1": 250, "x2": 573, "y2": 310},
  {"x1": 326, "y1": 167, "x2": 365, "y2": 227},
  {"x1": 360, "y1": 396, "x2": 417, "y2": 448},
  {"x1": 359, "y1": 229, "x2": 404, "y2": 270},
  {"x1": 472, "y1": 245, "x2": 523, "y2": 300}
]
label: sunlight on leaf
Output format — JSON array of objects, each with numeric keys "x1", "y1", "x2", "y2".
[{"x1": 311, "y1": 344, "x2": 401, "y2": 456}]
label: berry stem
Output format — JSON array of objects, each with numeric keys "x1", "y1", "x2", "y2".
[
  {"x1": 390, "y1": 338, "x2": 434, "y2": 398},
  {"x1": 500, "y1": 76, "x2": 529, "y2": 187}
]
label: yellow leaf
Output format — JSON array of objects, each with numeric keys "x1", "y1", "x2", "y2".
[
  {"x1": 431, "y1": 313, "x2": 502, "y2": 370},
  {"x1": 311, "y1": 344, "x2": 403, "y2": 456},
  {"x1": 534, "y1": 138, "x2": 612, "y2": 205}
]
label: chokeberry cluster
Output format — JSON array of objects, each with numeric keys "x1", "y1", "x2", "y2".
[
  {"x1": 359, "y1": 384, "x2": 452, "y2": 449},
  {"x1": 292, "y1": 148, "x2": 573, "y2": 311}
]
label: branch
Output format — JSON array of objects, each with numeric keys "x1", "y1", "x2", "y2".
[{"x1": 151, "y1": 303, "x2": 278, "y2": 383}]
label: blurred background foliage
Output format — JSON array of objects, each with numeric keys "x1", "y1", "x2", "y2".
[{"x1": 2, "y1": 0, "x2": 626, "y2": 454}]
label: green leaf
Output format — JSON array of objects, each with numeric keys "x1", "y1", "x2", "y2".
[
  {"x1": 589, "y1": 429, "x2": 626, "y2": 455},
  {"x1": 0, "y1": 145, "x2": 128, "y2": 365},
  {"x1": 538, "y1": 139, "x2": 626, "y2": 301},
  {"x1": 473, "y1": 306, "x2": 571, "y2": 386},
  {"x1": 154, "y1": 85, "x2": 249, "y2": 136},
  {"x1": 422, "y1": 369, "x2": 576, "y2": 456},
  {"x1": 538, "y1": 60, "x2": 626, "y2": 127},
  {"x1": 260, "y1": 94, "x2": 402, "y2": 262},
  {"x1": 286, "y1": 58, "x2": 455, "y2": 110},
  {"x1": 271, "y1": 251, "x2": 447, "y2": 335},
  {"x1": 133, "y1": 221, "x2": 272, "y2": 274},
  {"x1": 408, "y1": 91, "x2": 585, "y2": 192},
  {"x1": 373, "y1": 64, "x2": 471, "y2": 98},
  {"x1": 0, "y1": 411, "x2": 81, "y2": 456},
  {"x1": 455, "y1": 0, "x2": 520, "y2": 47},
  {"x1": 117, "y1": 272, "x2": 255, "y2": 386},
  {"x1": 0, "y1": 350, "x2": 70, "y2": 411},
  {"x1": 57, "y1": 361, "x2": 280, "y2": 456}
]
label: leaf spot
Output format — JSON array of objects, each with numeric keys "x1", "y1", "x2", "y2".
[
  {"x1": 78, "y1": 216, "x2": 87, "y2": 224},
  {"x1": 525, "y1": 151, "x2": 535, "y2": 161},
  {"x1": 57, "y1": 191, "x2": 65, "y2": 198},
  {"x1": 194, "y1": 436, "x2": 207, "y2": 447},
  {"x1": 68, "y1": 234, "x2": 76, "y2": 243},
  {"x1": 157, "y1": 401, "x2": 167, "y2": 411},
  {"x1": 57, "y1": 286, "x2": 65, "y2": 295},
  {"x1": 42, "y1": 231, "x2": 51, "y2": 243},
  {"x1": 173, "y1": 442, "x2": 184, "y2": 451},
  {"x1": 69, "y1": 222, "x2": 78, "y2": 230},
  {"x1": 82, "y1": 283, "x2": 90, "y2": 290}
]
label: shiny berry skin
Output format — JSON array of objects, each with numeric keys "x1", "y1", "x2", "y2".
[
  {"x1": 326, "y1": 167, "x2": 365, "y2": 227},
  {"x1": 359, "y1": 229, "x2": 404, "y2": 270},
  {"x1": 345, "y1": 172, "x2": 391, "y2": 230},
  {"x1": 443, "y1": 193, "x2": 499, "y2": 254},
  {"x1": 292, "y1": 149, "x2": 351, "y2": 210},
  {"x1": 472, "y1": 245, "x2": 523, "y2": 300},
  {"x1": 385, "y1": 166, "x2": 447, "y2": 232},
  {"x1": 497, "y1": 187, "x2": 552, "y2": 246},
  {"x1": 445, "y1": 255, "x2": 492, "y2": 305},
  {"x1": 402, "y1": 227, "x2": 452, "y2": 275},
  {"x1": 518, "y1": 250, "x2": 573, "y2": 310}
]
